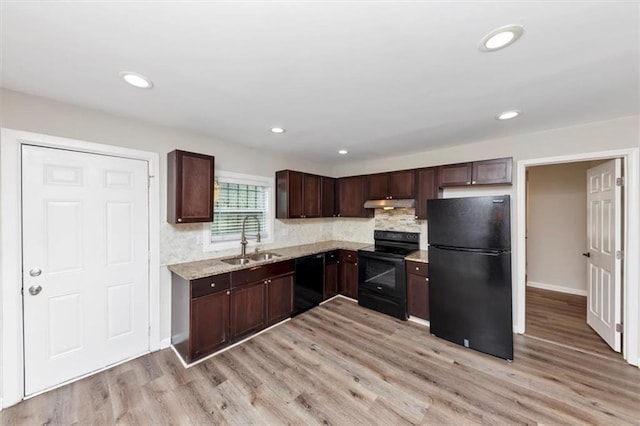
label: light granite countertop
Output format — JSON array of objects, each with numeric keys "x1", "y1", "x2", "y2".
[
  {"x1": 168, "y1": 240, "x2": 371, "y2": 280},
  {"x1": 405, "y1": 250, "x2": 429, "y2": 264}
]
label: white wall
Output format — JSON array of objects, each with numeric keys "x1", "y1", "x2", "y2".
[{"x1": 526, "y1": 162, "x2": 591, "y2": 295}]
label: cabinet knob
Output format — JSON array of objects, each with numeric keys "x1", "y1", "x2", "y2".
[
  {"x1": 226, "y1": 291, "x2": 230, "y2": 295},
  {"x1": 177, "y1": 218, "x2": 183, "y2": 222},
  {"x1": 415, "y1": 267, "x2": 420, "y2": 271},
  {"x1": 210, "y1": 283, "x2": 216, "y2": 288},
  {"x1": 472, "y1": 181, "x2": 476, "y2": 184},
  {"x1": 467, "y1": 181, "x2": 471, "y2": 185},
  {"x1": 389, "y1": 196, "x2": 393, "y2": 199}
]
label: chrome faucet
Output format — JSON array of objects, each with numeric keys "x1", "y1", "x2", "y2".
[{"x1": 240, "y1": 215, "x2": 261, "y2": 257}]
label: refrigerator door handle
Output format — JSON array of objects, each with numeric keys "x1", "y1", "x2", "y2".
[{"x1": 430, "y1": 245, "x2": 507, "y2": 256}]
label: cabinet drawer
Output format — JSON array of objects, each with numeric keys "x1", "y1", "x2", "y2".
[
  {"x1": 340, "y1": 250, "x2": 357, "y2": 263},
  {"x1": 406, "y1": 260, "x2": 428, "y2": 277},
  {"x1": 191, "y1": 273, "x2": 230, "y2": 298},
  {"x1": 231, "y1": 260, "x2": 295, "y2": 287}
]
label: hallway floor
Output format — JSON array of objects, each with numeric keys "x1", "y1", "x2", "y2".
[{"x1": 525, "y1": 286, "x2": 622, "y2": 361}]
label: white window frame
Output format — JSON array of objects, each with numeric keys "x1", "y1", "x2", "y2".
[{"x1": 202, "y1": 170, "x2": 275, "y2": 252}]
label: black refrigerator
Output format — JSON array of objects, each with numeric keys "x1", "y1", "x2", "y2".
[{"x1": 427, "y1": 195, "x2": 513, "y2": 360}]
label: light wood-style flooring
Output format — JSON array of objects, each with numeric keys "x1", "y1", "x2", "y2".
[
  {"x1": 525, "y1": 286, "x2": 621, "y2": 360},
  {"x1": 3, "y1": 297, "x2": 639, "y2": 425}
]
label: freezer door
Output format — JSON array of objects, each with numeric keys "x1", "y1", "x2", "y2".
[
  {"x1": 429, "y1": 246, "x2": 513, "y2": 360},
  {"x1": 427, "y1": 195, "x2": 511, "y2": 250}
]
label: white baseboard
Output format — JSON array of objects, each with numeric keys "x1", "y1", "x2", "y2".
[
  {"x1": 160, "y1": 338, "x2": 171, "y2": 349},
  {"x1": 527, "y1": 281, "x2": 588, "y2": 297}
]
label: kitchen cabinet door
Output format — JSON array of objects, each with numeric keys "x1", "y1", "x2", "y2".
[
  {"x1": 439, "y1": 162, "x2": 473, "y2": 187},
  {"x1": 321, "y1": 176, "x2": 336, "y2": 217},
  {"x1": 336, "y1": 176, "x2": 372, "y2": 218},
  {"x1": 230, "y1": 281, "x2": 266, "y2": 339},
  {"x1": 267, "y1": 273, "x2": 294, "y2": 325},
  {"x1": 167, "y1": 150, "x2": 215, "y2": 223},
  {"x1": 415, "y1": 167, "x2": 438, "y2": 220},
  {"x1": 366, "y1": 173, "x2": 389, "y2": 200},
  {"x1": 324, "y1": 251, "x2": 339, "y2": 299},
  {"x1": 339, "y1": 250, "x2": 358, "y2": 300},
  {"x1": 191, "y1": 290, "x2": 230, "y2": 359},
  {"x1": 388, "y1": 170, "x2": 415, "y2": 199},
  {"x1": 472, "y1": 158, "x2": 513, "y2": 185},
  {"x1": 276, "y1": 170, "x2": 304, "y2": 218},
  {"x1": 406, "y1": 261, "x2": 429, "y2": 320},
  {"x1": 303, "y1": 173, "x2": 322, "y2": 218}
]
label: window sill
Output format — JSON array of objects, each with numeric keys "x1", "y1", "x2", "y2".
[{"x1": 202, "y1": 237, "x2": 274, "y2": 253}]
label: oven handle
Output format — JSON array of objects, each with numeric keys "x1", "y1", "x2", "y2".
[{"x1": 357, "y1": 251, "x2": 406, "y2": 265}]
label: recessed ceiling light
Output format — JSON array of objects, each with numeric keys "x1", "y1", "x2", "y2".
[
  {"x1": 480, "y1": 25, "x2": 524, "y2": 52},
  {"x1": 338, "y1": 149, "x2": 348, "y2": 155},
  {"x1": 496, "y1": 110, "x2": 521, "y2": 120},
  {"x1": 271, "y1": 127, "x2": 285, "y2": 134},
  {"x1": 120, "y1": 71, "x2": 153, "y2": 89}
]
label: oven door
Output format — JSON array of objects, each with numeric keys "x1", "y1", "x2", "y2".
[{"x1": 357, "y1": 251, "x2": 406, "y2": 300}]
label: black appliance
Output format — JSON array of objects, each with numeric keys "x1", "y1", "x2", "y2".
[
  {"x1": 427, "y1": 195, "x2": 513, "y2": 360},
  {"x1": 358, "y1": 230, "x2": 420, "y2": 320},
  {"x1": 293, "y1": 254, "x2": 324, "y2": 316}
]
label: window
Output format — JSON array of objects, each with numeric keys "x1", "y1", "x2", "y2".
[{"x1": 203, "y1": 171, "x2": 273, "y2": 251}]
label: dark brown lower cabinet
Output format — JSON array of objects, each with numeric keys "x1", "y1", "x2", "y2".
[
  {"x1": 192, "y1": 290, "x2": 230, "y2": 359},
  {"x1": 339, "y1": 250, "x2": 358, "y2": 300},
  {"x1": 406, "y1": 261, "x2": 429, "y2": 320},
  {"x1": 231, "y1": 281, "x2": 266, "y2": 340},
  {"x1": 324, "y1": 250, "x2": 339, "y2": 299},
  {"x1": 267, "y1": 273, "x2": 295, "y2": 324}
]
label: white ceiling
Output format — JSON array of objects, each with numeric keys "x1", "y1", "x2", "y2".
[{"x1": 1, "y1": 1, "x2": 638, "y2": 163}]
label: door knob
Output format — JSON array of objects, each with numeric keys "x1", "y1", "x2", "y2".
[
  {"x1": 29, "y1": 268, "x2": 42, "y2": 277},
  {"x1": 582, "y1": 252, "x2": 591, "y2": 258},
  {"x1": 28, "y1": 285, "x2": 42, "y2": 296}
]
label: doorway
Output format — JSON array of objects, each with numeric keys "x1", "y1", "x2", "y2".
[
  {"x1": 516, "y1": 149, "x2": 639, "y2": 367},
  {"x1": 1, "y1": 129, "x2": 161, "y2": 408}
]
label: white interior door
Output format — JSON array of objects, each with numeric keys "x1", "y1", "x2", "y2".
[
  {"x1": 586, "y1": 159, "x2": 622, "y2": 352},
  {"x1": 22, "y1": 145, "x2": 150, "y2": 395}
]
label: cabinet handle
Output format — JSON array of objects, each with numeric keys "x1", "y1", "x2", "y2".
[{"x1": 210, "y1": 283, "x2": 216, "y2": 288}]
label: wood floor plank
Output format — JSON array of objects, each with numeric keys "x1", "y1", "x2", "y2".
[{"x1": 2, "y1": 298, "x2": 639, "y2": 425}]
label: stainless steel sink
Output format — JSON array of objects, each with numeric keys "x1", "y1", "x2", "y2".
[
  {"x1": 221, "y1": 256, "x2": 252, "y2": 265},
  {"x1": 248, "y1": 252, "x2": 282, "y2": 261}
]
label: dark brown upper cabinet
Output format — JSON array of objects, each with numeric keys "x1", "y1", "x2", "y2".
[
  {"x1": 439, "y1": 162, "x2": 473, "y2": 187},
  {"x1": 336, "y1": 175, "x2": 373, "y2": 218},
  {"x1": 473, "y1": 157, "x2": 513, "y2": 185},
  {"x1": 276, "y1": 170, "x2": 325, "y2": 219},
  {"x1": 366, "y1": 170, "x2": 415, "y2": 200},
  {"x1": 167, "y1": 150, "x2": 215, "y2": 223},
  {"x1": 321, "y1": 176, "x2": 336, "y2": 217},
  {"x1": 439, "y1": 158, "x2": 512, "y2": 187},
  {"x1": 414, "y1": 167, "x2": 438, "y2": 220}
]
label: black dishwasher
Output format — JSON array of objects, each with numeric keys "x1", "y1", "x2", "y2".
[{"x1": 293, "y1": 254, "x2": 324, "y2": 316}]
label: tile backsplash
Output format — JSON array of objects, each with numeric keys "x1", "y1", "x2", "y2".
[{"x1": 162, "y1": 208, "x2": 428, "y2": 265}]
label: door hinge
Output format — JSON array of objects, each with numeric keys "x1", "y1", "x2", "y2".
[
  {"x1": 616, "y1": 323, "x2": 623, "y2": 333},
  {"x1": 148, "y1": 175, "x2": 155, "y2": 188},
  {"x1": 616, "y1": 250, "x2": 624, "y2": 260},
  {"x1": 148, "y1": 326, "x2": 152, "y2": 336},
  {"x1": 616, "y1": 177, "x2": 624, "y2": 187}
]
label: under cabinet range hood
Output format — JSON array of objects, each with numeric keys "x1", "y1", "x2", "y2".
[{"x1": 363, "y1": 198, "x2": 416, "y2": 209}]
